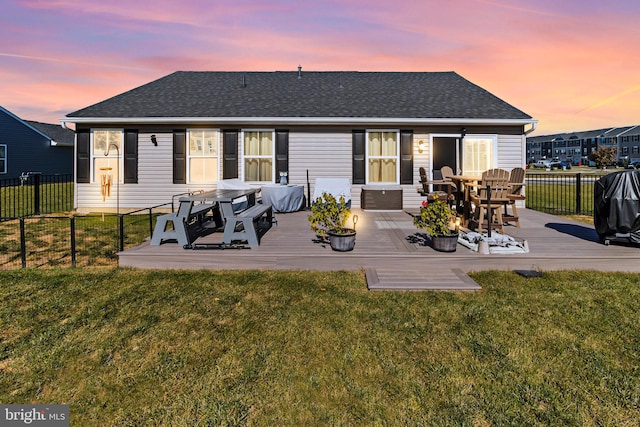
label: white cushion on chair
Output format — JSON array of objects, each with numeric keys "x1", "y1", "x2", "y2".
[{"x1": 312, "y1": 178, "x2": 352, "y2": 203}]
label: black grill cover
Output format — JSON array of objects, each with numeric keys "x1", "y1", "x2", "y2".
[{"x1": 594, "y1": 170, "x2": 640, "y2": 242}]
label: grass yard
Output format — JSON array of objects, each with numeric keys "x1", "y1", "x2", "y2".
[{"x1": 1, "y1": 268, "x2": 638, "y2": 425}]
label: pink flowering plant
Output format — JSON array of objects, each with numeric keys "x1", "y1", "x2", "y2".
[{"x1": 413, "y1": 195, "x2": 458, "y2": 236}]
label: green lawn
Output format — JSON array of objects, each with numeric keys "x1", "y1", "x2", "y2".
[
  {"x1": 0, "y1": 181, "x2": 73, "y2": 218},
  {"x1": 1, "y1": 268, "x2": 638, "y2": 425}
]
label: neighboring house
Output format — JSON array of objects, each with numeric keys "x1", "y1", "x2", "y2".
[
  {"x1": 527, "y1": 125, "x2": 640, "y2": 165},
  {"x1": 63, "y1": 69, "x2": 536, "y2": 212},
  {"x1": 0, "y1": 105, "x2": 74, "y2": 179}
]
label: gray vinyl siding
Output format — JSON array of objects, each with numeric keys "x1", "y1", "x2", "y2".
[
  {"x1": 76, "y1": 132, "x2": 217, "y2": 212},
  {"x1": 289, "y1": 130, "x2": 354, "y2": 205},
  {"x1": 76, "y1": 128, "x2": 526, "y2": 212},
  {"x1": 497, "y1": 134, "x2": 525, "y2": 170}
]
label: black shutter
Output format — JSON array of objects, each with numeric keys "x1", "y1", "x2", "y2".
[
  {"x1": 76, "y1": 129, "x2": 90, "y2": 183},
  {"x1": 275, "y1": 130, "x2": 289, "y2": 182},
  {"x1": 400, "y1": 130, "x2": 413, "y2": 185},
  {"x1": 173, "y1": 130, "x2": 186, "y2": 184},
  {"x1": 352, "y1": 130, "x2": 366, "y2": 184},
  {"x1": 222, "y1": 130, "x2": 238, "y2": 179},
  {"x1": 124, "y1": 130, "x2": 138, "y2": 184}
]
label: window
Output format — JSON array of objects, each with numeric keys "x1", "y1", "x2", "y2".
[
  {"x1": 623, "y1": 147, "x2": 629, "y2": 155},
  {"x1": 366, "y1": 131, "x2": 399, "y2": 183},
  {"x1": 92, "y1": 130, "x2": 122, "y2": 182},
  {"x1": 188, "y1": 129, "x2": 219, "y2": 183},
  {"x1": 243, "y1": 130, "x2": 273, "y2": 182},
  {"x1": 633, "y1": 146, "x2": 639, "y2": 154},
  {"x1": 0, "y1": 144, "x2": 6, "y2": 174},
  {"x1": 462, "y1": 136, "x2": 496, "y2": 176}
]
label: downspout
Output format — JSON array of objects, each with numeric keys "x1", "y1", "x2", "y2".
[{"x1": 524, "y1": 121, "x2": 538, "y2": 135}]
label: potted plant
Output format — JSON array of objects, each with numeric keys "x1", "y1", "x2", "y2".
[
  {"x1": 413, "y1": 195, "x2": 459, "y2": 252},
  {"x1": 308, "y1": 192, "x2": 356, "y2": 251}
]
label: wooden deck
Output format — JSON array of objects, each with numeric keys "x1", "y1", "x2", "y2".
[{"x1": 119, "y1": 208, "x2": 640, "y2": 290}]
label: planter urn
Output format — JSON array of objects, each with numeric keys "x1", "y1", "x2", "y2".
[
  {"x1": 328, "y1": 229, "x2": 357, "y2": 252},
  {"x1": 431, "y1": 233, "x2": 459, "y2": 252}
]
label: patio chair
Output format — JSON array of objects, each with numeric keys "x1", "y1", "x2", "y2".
[
  {"x1": 417, "y1": 166, "x2": 455, "y2": 206},
  {"x1": 470, "y1": 169, "x2": 511, "y2": 233},
  {"x1": 502, "y1": 167, "x2": 526, "y2": 227},
  {"x1": 312, "y1": 178, "x2": 352, "y2": 207}
]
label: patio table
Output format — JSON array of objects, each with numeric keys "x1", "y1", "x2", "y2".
[
  {"x1": 184, "y1": 188, "x2": 257, "y2": 222},
  {"x1": 182, "y1": 188, "x2": 273, "y2": 247},
  {"x1": 450, "y1": 175, "x2": 480, "y2": 227}
]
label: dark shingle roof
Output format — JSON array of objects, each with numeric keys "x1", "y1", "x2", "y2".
[
  {"x1": 25, "y1": 120, "x2": 75, "y2": 145},
  {"x1": 67, "y1": 71, "x2": 531, "y2": 120}
]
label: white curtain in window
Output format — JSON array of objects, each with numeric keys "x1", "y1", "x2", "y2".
[
  {"x1": 382, "y1": 132, "x2": 397, "y2": 156},
  {"x1": 260, "y1": 133, "x2": 273, "y2": 155},
  {"x1": 368, "y1": 132, "x2": 381, "y2": 156},
  {"x1": 245, "y1": 132, "x2": 260, "y2": 155},
  {"x1": 259, "y1": 159, "x2": 273, "y2": 181},
  {"x1": 463, "y1": 137, "x2": 494, "y2": 176},
  {"x1": 245, "y1": 159, "x2": 259, "y2": 181}
]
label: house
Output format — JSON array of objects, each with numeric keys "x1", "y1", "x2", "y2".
[
  {"x1": 527, "y1": 125, "x2": 640, "y2": 166},
  {"x1": 0, "y1": 106, "x2": 74, "y2": 179},
  {"x1": 63, "y1": 69, "x2": 536, "y2": 212}
]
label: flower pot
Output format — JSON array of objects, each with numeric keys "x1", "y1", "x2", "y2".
[
  {"x1": 431, "y1": 233, "x2": 458, "y2": 252},
  {"x1": 328, "y1": 229, "x2": 356, "y2": 252}
]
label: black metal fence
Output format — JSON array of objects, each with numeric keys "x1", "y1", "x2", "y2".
[
  {"x1": 525, "y1": 172, "x2": 608, "y2": 216},
  {"x1": 0, "y1": 173, "x2": 73, "y2": 220},
  {"x1": 0, "y1": 174, "x2": 611, "y2": 269},
  {"x1": 0, "y1": 204, "x2": 170, "y2": 270}
]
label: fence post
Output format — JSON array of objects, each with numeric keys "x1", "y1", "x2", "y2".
[
  {"x1": 119, "y1": 214, "x2": 124, "y2": 252},
  {"x1": 33, "y1": 173, "x2": 41, "y2": 215},
  {"x1": 148, "y1": 208, "x2": 154, "y2": 240},
  {"x1": 70, "y1": 217, "x2": 76, "y2": 268},
  {"x1": 575, "y1": 173, "x2": 582, "y2": 215},
  {"x1": 20, "y1": 218, "x2": 26, "y2": 268}
]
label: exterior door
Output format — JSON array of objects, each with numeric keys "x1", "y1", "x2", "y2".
[{"x1": 432, "y1": 137, "x2": 458, "y2": 179}]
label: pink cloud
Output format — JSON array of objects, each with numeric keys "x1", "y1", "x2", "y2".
[{"x1": 1, "y1": 0, "x2": 638, "y2": 134}]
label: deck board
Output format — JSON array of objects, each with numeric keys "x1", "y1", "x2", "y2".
[{"x1": 119, "y1": 208, "x2": 640, "y2": 287}]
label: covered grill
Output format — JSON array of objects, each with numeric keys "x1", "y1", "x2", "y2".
[{"x1": 594, "y1": 170, "x2": 640, "y2": 245}]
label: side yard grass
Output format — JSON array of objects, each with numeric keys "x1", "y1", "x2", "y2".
[{"x1": 1, "y1": 268, "x2": 638, "y2": 425}]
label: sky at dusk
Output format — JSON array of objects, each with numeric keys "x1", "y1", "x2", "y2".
[{"x1": 1, "y1": 0, "x2": 639, "y2": 136}]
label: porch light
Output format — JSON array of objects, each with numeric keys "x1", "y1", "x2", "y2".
[
  {"x1": 352, "y1": 214, "x2": 359, "y2": 230},
  {"x1": 418, "y1": 140, "x2": 426, "y2": 153},
  {"x1": 151, "y1": 134, "x2": 158, "y2": 146}
]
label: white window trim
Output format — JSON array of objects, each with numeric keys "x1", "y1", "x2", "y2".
[
  {"x1": 241, "y1": 129, "x2": 275, "y2": 183},
  {"x1": 365, "y1": 129, "x2": 400, "y2": 185},
  {"x1": 0, "y1": 144, "x2": 6, "y2": 174},
  {"x1": 90, "y1": 129, "x2": 123, "y2": 184},
  {"x1": 186, "y1": 129, "x2": 221, "y2": 184}
]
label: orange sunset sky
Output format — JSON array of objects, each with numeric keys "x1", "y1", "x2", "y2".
[{"x1": 1, "y1": 0, "x2": 639, "y2": 136}]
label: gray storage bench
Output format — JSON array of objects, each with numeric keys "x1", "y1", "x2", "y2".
[{"x1": 222, "y1": 203, "x2": 273, "y2": 247}]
